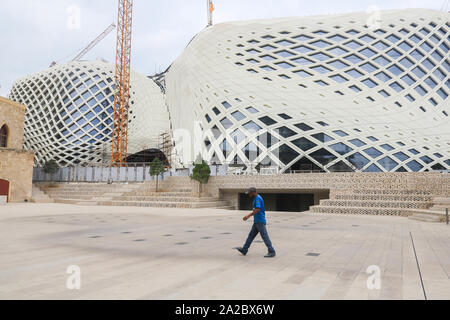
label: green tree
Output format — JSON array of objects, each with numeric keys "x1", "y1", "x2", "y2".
[
  {"x1": 43, "y1": 160, "x2": 59, "y2": 176},
  {"x1": 149, "y1": 157, "x2": 165, "y2": 192},
  {"x1": 191, "y1": 160, "x2": 211, "y2": 195}
]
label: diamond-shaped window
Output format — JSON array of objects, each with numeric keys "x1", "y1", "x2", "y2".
[
  {"x1": 261, "y1": 54, "x2": 276, "y2": 61},
  {"x1": 373, "y1": 41, "x2": 389, "y2": 50},
  {"x1": 232, "y1": 111, "x2": 245, "y2": 121},
  {"x1": 259, "y1": 116, "x2": 277, "y2": 126},
  {"x1": 346, "y1": 69, "x2": 364, "y2": 78},
  {"x1": 330, "y1": 143, "x2": 353, "y2": 155},
  {"x1": 328, "y1": 35, "x2": 347, "y2": 42},
  {"x1": 260, "y1": 65, "x2": 276, "y2": 71},
  {"x1": 386, "y1": 34, "x2": 401, "y2": 43},
  {"x1": 361, "y1": 79, "x2": 378, "y2": 88},
  {"x1": 276, "y1": 144, "x2": 299, "y2": 165},
  {"x1": 293, "y1": 70, "x2": 313, "y2": 78},
  {"x1": 261, "y1": 44, "x2": 277, "y2": 50},
  {"x1": 312, "y1": 133, "x2": 334, "y2": 143},
  {"x1": 292, "y1": 138, "x2": 317, "y2": 152},
  {"x1": 310, "y1": 148, "x2": 338, "y2": 166},
  {"x1": 277, "y1": 126, "x2": 297, "y2": 138},
  {"x1": 243, "y1": 121, "x2": 262, "y2": 133},
  {"x1": 390, "y1": 82, "x2": 404, "y2": 92},
  {"x1": 220, "y1": 117, "x2": 233, "y2": 129},
  {"x1": 276, "y1": 40, "x2": 295, "y2": 46},
  {"x1": 310, "y1": 40, "x2": 332, "y2": 48},
  {"x1": 294, "y1": 123, "x2": 314, "y2": 131},
  {"x1": 327, "y1": 47, "x2": 349, "y2": 56},
  {"x1": 350, "y1": 85, "x2": 362, "y2": 92},
  {"x1": 327, "y1": 60, "x2": 349, "y2": 69},
  {"x1": 409, "y1": 34, "x2": 422, "y2": 43},
  {"x1": 292, "y1": 45, "x2": 314, "y2": 53},
  {"x1": 412, "y1": 66, "x2": 426, "y2": 78},
  {"x1": 344, "y1": 54, "x2": 364, "y2": 64},
  {"x1": 378, "y1": 157, "x2": 398, "y2": 171},
  {"x1": 360, "y1": 62, "x2": 377, "y2": 73},
  {"x1": 399, "y1": 57, "x2": 414, "y2": 68},
  {"x1": 359, "y1": 48, "x2": 377, "y2": 58},
  {"x1": 291, "y1": 57, "x2": 314, "y2": 65},
  {"x1": 349, "y1": 139, "x2": 366, "y2": 147},
  {"x1": 375, "y1": 71, "x2": 392, "y2": 82},
  {"x1": 420, "y1": 156, "x2": 433, "y2": 164},
  {"x1": 393, "y1": 152, "x2": 410, "y2": 161},
  {"x1": 292, "y1": 35, "x2": 312, "y2": 41},
  {"x1": 231, "y1": 129, "x2": 246, "y2": 145},
  {"x1": 387, "y1": 48, "x2": 402, "y2": 60},
  {"x1": 247, "y1": 49, "x2": 261, "y2": 54},
  {"x1": 275, "y1": 50, "x2": 295, "y2": 58},
  {"x1": 381, "y1": 144, "x2": 394, "y2": 151},
  {"x1": 275, "y1": 62, "x2": 295, "y2": 69},
  {"x1": 347, "y1": 152, "x2": 370, "y2": 169},
  {"x1": 401, "y1": 74, "x2": 415, "y2": 86},
  {"x1": 364, "y1": 147, "x2": 383, "y2": 159},
  {"x1": 329, "y1": 74, "x2": 349, "y2": 83},
  {"x1": 310, "y1": 52, "x2": 332, "y2": 61},
  {"x1": 406, "y1": 160, "x2": 424, "y2": 171},
  {"x1": 374, "y1": 55, "x2": 391, "y2": 66},
  {"x1": 344, "y1": 40, "x2": 363, "y2": 50},
  {"x1": 359, "y1": 34, "x2": 375, "y2": 42},
  {"x1": 411, "y1": 49, "x2": 425, "y2": 61},
  {"x1": 310, "y1": 65, "x2": 331, "y2": 74},
  {"x1": 334, "y1": 130, "x2": 349, "y2": 137}
]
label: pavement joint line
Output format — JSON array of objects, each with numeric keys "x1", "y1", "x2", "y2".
[{"x1": 410, "y1": 231, "x2": 427, "y2": 300}]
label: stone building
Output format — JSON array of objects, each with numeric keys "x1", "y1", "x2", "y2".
[{"x1": 0, "y1": 96, "x2": 34, "y2": 203}]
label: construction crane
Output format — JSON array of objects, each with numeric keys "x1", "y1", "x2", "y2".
[
  {"x1": 207, "y1": 0, "x2": 215, "y2": 26},
  {"x1": 72, "y1": 23, "x2": 116, "y2": 61},
  {"x1": 111, "y1": 0, "x2": 133, "y2": 165}
]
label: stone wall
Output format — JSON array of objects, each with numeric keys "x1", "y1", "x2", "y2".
[
  {"x1": 203, "y1": 173, "x2": 450, "y2": 199},
  {"x1": 0, "y1": 97, "x2": 34, "y2": 203},
  {"x1": 0, "y1": 149, "x2": 34, "y2": 202},
  {"x1": 0, "y1": 96, "x2": 26, "y2": 150}
]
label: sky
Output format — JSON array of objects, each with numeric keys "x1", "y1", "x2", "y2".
[{"x1": 0, "y1": 0, "x2": 448, "y2": 96}]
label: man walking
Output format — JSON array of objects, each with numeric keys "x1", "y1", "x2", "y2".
[{"x1": 235, "y1": 188, "x2": 276, "y2": 258}]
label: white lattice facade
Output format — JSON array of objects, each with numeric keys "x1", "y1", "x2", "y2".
[
  {"x1": 166, "y1": 9, "x2": 449, "y2": 173},
  {"x1": 10, "y1": 61, "x2": 170, "y2": 166}
]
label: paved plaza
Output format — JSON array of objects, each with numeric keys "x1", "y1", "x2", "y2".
[{"x1": 0, "y1": 203, "x2": 449, "y2": 300}]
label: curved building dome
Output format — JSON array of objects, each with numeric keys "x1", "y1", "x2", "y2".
[
  {"x1": 166, "y1": 9, "x2": 450, "y2": 172},
  {"x1": 10, "y1": 60, "x2": 170, "y2": 166}
]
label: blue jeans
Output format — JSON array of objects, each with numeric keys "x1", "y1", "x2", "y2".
[{"x1": 243, "y1": 223, "x2": 275, "y2": 253}]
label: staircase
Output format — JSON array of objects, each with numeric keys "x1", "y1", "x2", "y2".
[
  {"x1": 37, "y1": 183, "x2": 232, "y2": 209},
  {"x1": 31, "y1": 185, "x2": 54, "y2": 203},
  {"x1": 407, "y1": 197, "x2": 449, "y2": 223},
  {"x1": 311, "y1": 189, "x2": 435, "y2": 217}
]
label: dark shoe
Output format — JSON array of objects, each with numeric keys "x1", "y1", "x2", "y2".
[
  {"x1": 264, "y1": 252, "x2": 276, "y2": 258},
  {"x1": 234, "y1": 247, "x2": 247, "y2": 256}
]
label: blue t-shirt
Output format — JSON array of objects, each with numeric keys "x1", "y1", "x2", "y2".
[{"x1": 253, "y1": 194, "x2": 266, "y2": 223}]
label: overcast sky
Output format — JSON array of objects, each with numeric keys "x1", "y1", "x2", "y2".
[{"x1": 0, "y1": 0, "x2": 447, "y2": 96}]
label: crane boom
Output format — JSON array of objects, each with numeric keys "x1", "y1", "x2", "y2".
[
  {"x1": 72, "y1": 23, "x2": 116, "y2": 61},
  {"x1": 207, "y1": 0, "x2": 215, "y2": 26},
  {"x1": 111, "y1": 0, "x2": 133, "y2": 165}
]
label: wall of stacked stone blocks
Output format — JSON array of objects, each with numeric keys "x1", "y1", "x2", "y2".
[{"x1": 0, "y1": 97, "x2": 34, "y2": 203}]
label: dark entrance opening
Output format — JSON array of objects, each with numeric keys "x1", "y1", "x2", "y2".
[
  {"x1": 125, "y1": 149, "x2": 169, "y2": 165},
  {"x1": 239, "y1": 193, "x2": 315, "y2": 213},
  {"x1": 0, "y1": 179, "x2": 10, "y2": 203}
]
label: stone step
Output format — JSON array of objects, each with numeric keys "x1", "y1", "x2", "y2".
[
  {"x1": 334, "y1": 189, "x2": 433, "y2": 196},
  {"x1": 31, "y1": 185, "x2": 54, "y2": 203},
  {"x1": 111, "y1": 196, "x2": 222, "y2": 203},
  {"x1": 123, "y1": 191, "x2": 193, "y2": 197},
  {"x1": 333, "y1": 194, "x2": 432, "y2": 202},
  {"x1": 96, "y1": 200, "x2": 230, "y2": 209},
  {"x1": 408, "y1": 213, "x2": 444, "y2": 223},
  {"x1": 319, "y1": 199, "x2": 430, "y2": 209},
  {"x1": 310, "y1": 206, "x2": 407, "y2": 216}
]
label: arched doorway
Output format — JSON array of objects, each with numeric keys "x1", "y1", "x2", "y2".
[
  {"x1": 0, "y1": 125, "x2": 8, "y2": 148},
  {"x1": 0, "y1": 179, "x2": 10, "y2": 203}
]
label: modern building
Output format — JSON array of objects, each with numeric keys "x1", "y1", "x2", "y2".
[
  {"x1": 166, "y1": 8, "x2": 449, "y2": 173},
  {"x1": 0, "y1": 97, "x2": 34, "y2": 203},
  {"x1": 9, "y1": 8, "x2": 450, "y2": 172},
  {"x1": 10, "y1": 60, "x2": 170, "y2": 166}
]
